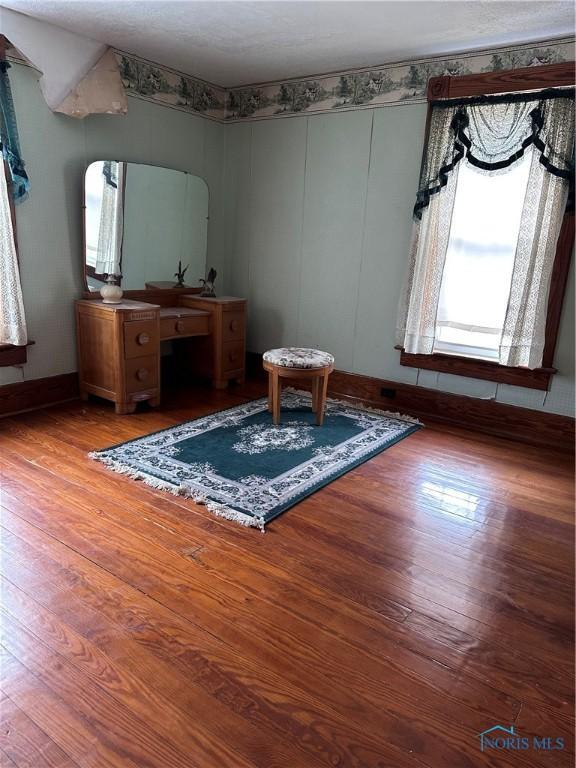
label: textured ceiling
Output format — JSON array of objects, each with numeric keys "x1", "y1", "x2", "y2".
[{"x1": 2, "y1": 1, "x2": 574, "y2": 87}]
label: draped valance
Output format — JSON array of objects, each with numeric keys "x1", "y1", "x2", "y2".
[{"x1": 413, "y1": 87, "x2": 575, "y2": 220}]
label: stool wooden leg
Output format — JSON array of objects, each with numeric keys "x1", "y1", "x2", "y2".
[
  {"x1": 316, "y1": 372, "x2": 330, "y2": 426},
  {"x1": 273, "y1": 371, "x2": 281, "y2": 425},
  {"x1": 312, "y1": 378, "x2": 320, "y2": 413},
  {"x1": 268, "y1": 373, "x2": 273, "y2": 412}
]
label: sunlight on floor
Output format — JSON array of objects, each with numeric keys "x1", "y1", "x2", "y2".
[{"x1": 420, "y1": 480, "x2": 481, "y2": 521}]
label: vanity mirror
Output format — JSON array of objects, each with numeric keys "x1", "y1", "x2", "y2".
[{"x1": 83, "y1": 161, "x2": 209, "y2": 292}]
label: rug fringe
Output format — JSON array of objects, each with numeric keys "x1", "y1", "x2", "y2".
[
  {"x1": 88, "y1": 452, "x2": 265, "y2": 530},
  {"x1": 283, "y1": 388, "x2": 423, "y2": 426},
  {"x1": 180, "y1": 485, "x2": 265, "y2": 531}
]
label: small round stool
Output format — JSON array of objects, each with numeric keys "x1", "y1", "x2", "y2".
[{"x1": 263, "y1": 348, "x2": 335, "y2": 426}]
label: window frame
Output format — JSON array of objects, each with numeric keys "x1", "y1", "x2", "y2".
[{"x1": 397, "y1": 62, "x2": 575, "y2": 391}]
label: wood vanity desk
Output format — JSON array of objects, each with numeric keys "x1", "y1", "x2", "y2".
[{"x1": 76, "y1": 289, "x2": 247, "y2": 414}]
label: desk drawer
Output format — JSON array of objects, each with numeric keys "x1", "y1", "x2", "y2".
[
  {"x1": 124, "y1": 320, "x2": 159, "y2": 359},
  {"x1": 222, "y1": 340, "x2": 245, "y2": 373},
  {"x1": 161, "y1": 314, "x2": 210, "y2": 339},
  {"x1": 222, "y1": 311, "x2": 245, "y2": 342},
  {"x1": 125, "y1": 355, "x2": 159, "y2": 393}
]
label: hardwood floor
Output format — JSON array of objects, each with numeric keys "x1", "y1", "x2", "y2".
[{"x1": 0, "y1": 381, "x2": 574, "y2": 767}]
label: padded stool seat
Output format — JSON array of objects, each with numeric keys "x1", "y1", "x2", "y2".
[
  {"x1": 263, "y1": 347, "x2": 335, "y2": 369},
  {"x1": 263, "y1": 347, "x2": 334, "y2": 426}
]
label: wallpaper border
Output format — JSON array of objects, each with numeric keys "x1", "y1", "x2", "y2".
[
  {"x1": 8, "y1": 36, "x2": 575, "y2": 124},
  {"x1": 224, "y1": 37, "x2": 574, "y2": 121}
]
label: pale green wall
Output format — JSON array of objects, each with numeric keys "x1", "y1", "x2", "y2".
[
  {"x1": 222, "y1": 107, "x2": 575, "y2": 417},
  {"x1": 1, "y1": 62, "x2": 225, "y2": 386}
]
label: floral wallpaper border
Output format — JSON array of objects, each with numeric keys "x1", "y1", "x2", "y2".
[
  {"x1": 115, "y1": 51, "x2": 227, "y2": 121},
  {"x1": 225, "y1": 37, "x2": 574, "y2": 121},
  {"x1": 8, "y1": 37, "x2": 574, "y2": 123}
]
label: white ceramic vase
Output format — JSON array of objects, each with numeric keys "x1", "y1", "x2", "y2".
[{"x1": 100, "y1": 276, "x2": 123, "y2": 304}]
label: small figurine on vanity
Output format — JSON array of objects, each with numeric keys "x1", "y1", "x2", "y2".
[
  {"x1": 199, "y1": 267, "x2": 217, "y2": 297},
  {"x1": 174, "y1": 261, "x2": 189, "y2": 287}
]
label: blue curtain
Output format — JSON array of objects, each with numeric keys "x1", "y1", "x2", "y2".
[{"x1": 0, "y1": 60, "x2": 29, "y2": 202}]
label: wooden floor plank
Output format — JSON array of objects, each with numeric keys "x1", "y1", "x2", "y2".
[
  {"x1": 2, "y1": 440, "x2": 571, "y2": 668},
  {"x1": 1, "y1": 649, "x2": 129, "y2": 768},
  {"x1": 1, "y1": 483, "x2": 525, "y2": 768},
  {"x1": 1, "y1": 581, "x2": 312, "y2": 768},
  {"x1": 2, "y1": 615, "x2": 259, "y2": 768},
  {"x1": 0, "y1": 386, "x2": 573, "y2": 767},
  {"x1": 0, "y1": 691, "x2": 79, "y2": 768},
  {"x1": 0, "y1": 515, "x2": 424, "y2": 768}
]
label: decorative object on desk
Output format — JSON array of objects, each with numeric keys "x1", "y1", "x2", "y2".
[
  {"x1": 174, "y1": 260, "x2": 189, "y2": 287},
  {"x1": 199, "y1": 267, "x2": 217, "y2": 297},
  {"x1": 90, "y1": 390, "x2": 420, "y2": 529},
  {"x1": 99, "y1": 274, "x2": 123, "y2": 304}
]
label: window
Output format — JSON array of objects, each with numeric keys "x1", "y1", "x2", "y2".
[
  {"x1": 434, "y1": 152, "x2": 532, "y2": 361},
  {"x1": 397, "y1": 63, "x2": 575, "y2": 390}
]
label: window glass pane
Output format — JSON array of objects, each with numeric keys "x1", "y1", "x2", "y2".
[{"x1": 434, "y1": 152, "x2": 532, "y2": 360}]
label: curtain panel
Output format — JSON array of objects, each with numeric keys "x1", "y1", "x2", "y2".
[
  {"x1": 0, "y1": 56, "x2": 28, "y2": 348},
  {"x1": 0, "y1": 168, "x2": 27, "y2": 345},
  {"x1": 397, "y1": 88, "x2": 575, "y2": 368}
]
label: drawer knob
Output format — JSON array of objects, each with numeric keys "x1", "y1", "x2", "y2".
[
  {"x1": 136, "y1": 368, "x2": 149, "y2": 382},
  {"x1": 175, "y1": 320, "x2": 185, "y2": 333},
  {"x1": 136, "y1": 332, "x2": 150, "y2": 346},
  {"x1": 229, "y1": 319, "x2": 239, "y2": 332},
  {"x1": 229, "y1": 350, "x2": 239, "y2": 362}
]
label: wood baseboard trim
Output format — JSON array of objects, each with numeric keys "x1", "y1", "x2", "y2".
[
  {"x1": 3, "y1": 361, "x2": 573, "y2": 453},
  {"x1": 0, "y1": 372, "x2": 79, "y2": 418},
  {"x1": 247, "y1": 353, "x2": 574, "y2": 452}
]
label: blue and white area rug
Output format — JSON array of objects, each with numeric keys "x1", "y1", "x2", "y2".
[{"x1": 90, "y1": 390, "x2": 421, "y2": 529}]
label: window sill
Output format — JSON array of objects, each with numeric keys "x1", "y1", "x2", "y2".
[
  {"x1": 396, "y1": 347, "x2": 554, "y2": 391},
  {"x1": 0, "y1": 341, "x2": 34, "y2": 367}
]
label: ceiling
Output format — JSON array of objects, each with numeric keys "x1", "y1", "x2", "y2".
[{"x1": 2, "y1": 0, "x2": 574, "y2": 87}]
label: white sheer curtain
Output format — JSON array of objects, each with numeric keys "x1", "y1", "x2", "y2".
[
  {"x1": 397, "y1": 165, "x2": 459, "y2": 355},
  {"x1": 500, "y1": 153, "x2": 569, "y2": 368},
  {"x1": 397, "y1": 91, "x2": 574, "y2": 368},
  {"x1": 95, "y1": 161, "x2": 124, "y2": 276},
  {"x1": 0, "y1": 166, "x2": 27, "y2": 346}
]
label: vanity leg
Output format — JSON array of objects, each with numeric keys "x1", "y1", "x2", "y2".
[
  {"x1": 148, "y1": 396, "x2": 161, "y2": 408},
  {"x1": 235, "y1": 375, "x2": 246, "y2": 386},
  {"x1": 115, "y1": 402, "x2": 137, "y2": 415},
  {"x1": 212, "y1": 379, "x2": 229, "y2": 390},
  {"x1": 80, "y1": 390, "x2": 89, "y2": 402},
  {"x1": 268, "y1": 374, "x2": 273, "y2": 412}
]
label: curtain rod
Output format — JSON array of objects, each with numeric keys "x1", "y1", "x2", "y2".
[{"x1": 431, "y1": 86, "x2": 575, "y2": 109}]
